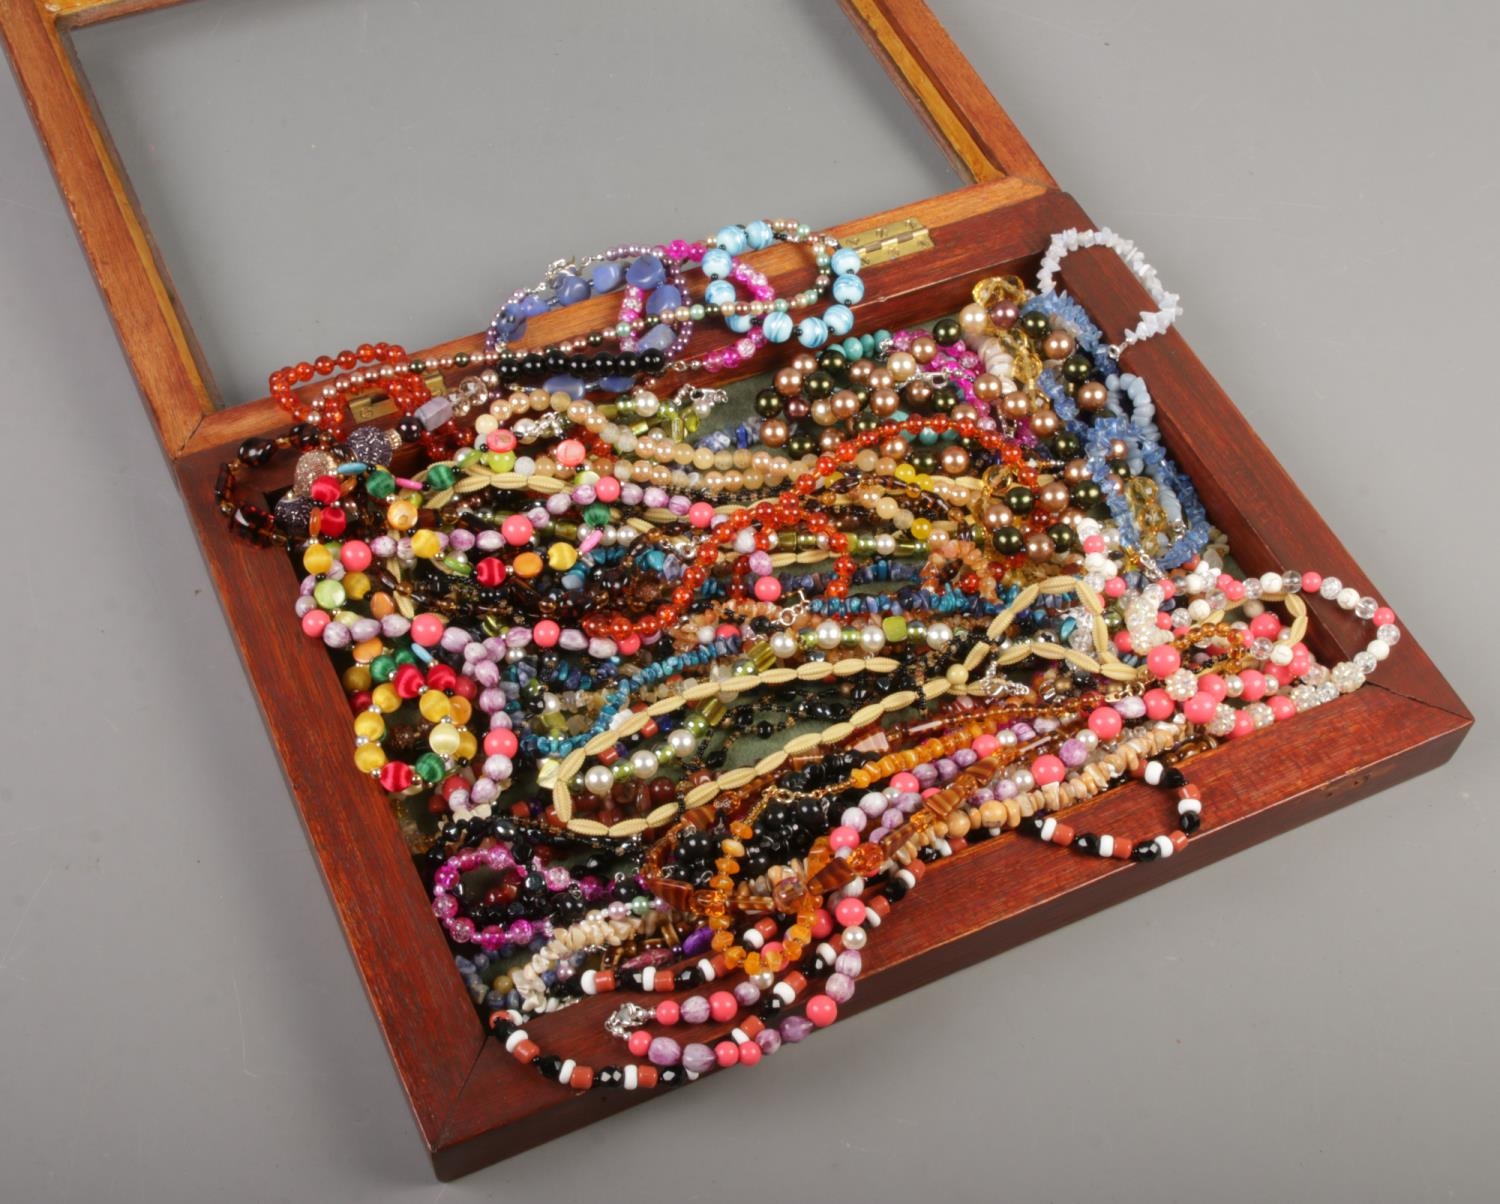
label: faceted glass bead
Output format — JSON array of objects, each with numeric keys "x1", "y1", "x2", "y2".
[{"x1": 772, "y1": 875, "x2": 807, "y2": 910}]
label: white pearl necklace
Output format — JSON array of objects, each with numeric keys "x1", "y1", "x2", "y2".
[{"x1": 1037, "y1": 227, "x2": 1183, "y2": 355}]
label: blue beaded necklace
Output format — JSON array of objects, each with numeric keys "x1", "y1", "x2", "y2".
[{"x1": 1021, "y1": 290, "x2": 1209, "y2": 568}]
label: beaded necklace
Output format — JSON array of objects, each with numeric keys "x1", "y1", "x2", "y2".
[{"x1": 216, "y1": 227, "x2": 1413, "y2": 1101}]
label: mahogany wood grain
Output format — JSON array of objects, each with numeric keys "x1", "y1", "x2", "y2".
[
  {"x1": 1, "y1": 0, "x2": 1471, "y2": 1180},
  {"x1": 0, "y1": 0, "x2": 220, "y2": 455},
  {"x1": 48, "y1": 0, "x2": 194, "y2": 29},
  {"x1": 839, "y1": 0, "x2": 1057, "y2": 188}
]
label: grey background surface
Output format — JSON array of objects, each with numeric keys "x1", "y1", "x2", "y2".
[{"x1": 1, "y1": 2, "x2": 1495, "y2": 1202}]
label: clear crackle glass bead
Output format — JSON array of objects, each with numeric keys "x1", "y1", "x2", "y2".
[{"x1": 1330, "y1": 662, "x2": 1363, "y2": 692}]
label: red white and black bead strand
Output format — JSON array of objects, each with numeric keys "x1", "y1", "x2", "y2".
[
  {"x1": 481, "y1": 856, "x2": 935, "y2": 1093},
  {"x1": 1019, "y1": 759, "x2": 1201, "y2": 863}
]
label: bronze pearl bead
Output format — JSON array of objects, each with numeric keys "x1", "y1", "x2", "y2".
[
  {"x1": 972, "y1": 373, "x2": 1002, "y2": 402},
  {"x1": 902, "y1": 379, "x2": 932, "y2": 407},
  {"x1": 887, "y1": 351, "x2": 917, "y2": 382},
  {"x1": 959, "y1": 302, "x2": 989, "y2": 343},
  {"x1": 1025, "y1": 530, "x2": 1056, "y2": 561},
  {"x1": 774, "y1": 367, "x2": 803, "y2": 397},
  {"x1": 832, "y1": 390, "x2": 861, "y2": 421},
  {"x1": 910, "y1": 335, "x2": 938, "y2": 364},
  {"x1": 790, "y1": 351, "x2": 818, "y2": 375},
  {"x1": 761, "y1": 418, "x2": 789, "y2": 447},
  {"x1": 869, "y1": 387, "x2": 900, "y2": 417},
  {"x1": 939, "y1": 445, "x2": 970, "y2": 475},
  {"x1": 1076, "y1": 380, "x2": 1109, "y2": 412},
  {"x1": 1030, "y1": 407, "x2": 1060, "y2": 438},
  {"x1": 988, "y1": 300, "x2": 1019, "y2": 330},
  {"x1": 1002, "y1": 392, "x2": 1033, "y2": 421},
  {"x1": 1041, "y1": 330, "x2": 1076, "y2": 361},
  {"x1": 1039, "y1": 481, "x2": 1071, "y2": 512},
  {"x1": 981, "y1": 501, "x2": 1014, "y2": 530}
]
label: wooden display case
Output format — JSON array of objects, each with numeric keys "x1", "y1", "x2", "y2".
[{"x1": 1, "y1": 0, "x2": 1472, "y2": 1180}]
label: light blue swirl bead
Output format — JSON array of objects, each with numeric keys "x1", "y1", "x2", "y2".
[
  {"x1": 726, "y1": 314, "x2": 754, "y2": 334},
  {"x1": 824, "y1": 304, "x2": 855, "y2": 337},
  {"x1": 762, "y1": 311, "x2": 795, "y2": 343},
  {"x1": 832, "y1": 274, "x2": 865, "y2": 305},
  {"x1": 830, "y1": 247, "x2": 862, "y2": 276},
  {"x1": 716, "y1": 225, "x2": 749, "y2": 255},
  {"x1": 797, "y1": 317, "x2": 829, "y2": 348},
  {"x1": 703, "y1": 279, "x2": 736, "y2": 307},
  {"x1": 745, "y1": 220, "x2": 775, "y2": 250},
  {"x1": 701, "y1": 248, "x2": 734, "y2": 279}
]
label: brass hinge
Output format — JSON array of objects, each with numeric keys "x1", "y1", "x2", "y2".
[
  {"x1": 348, "y1": 395, "x2": 396, "y2": 424},
  {"x1": 347, "y1": 372, "x2": 448, "y2": 425},
  {"x1": 843, "y1": 216, "x2": 935, "y2": 268}
]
